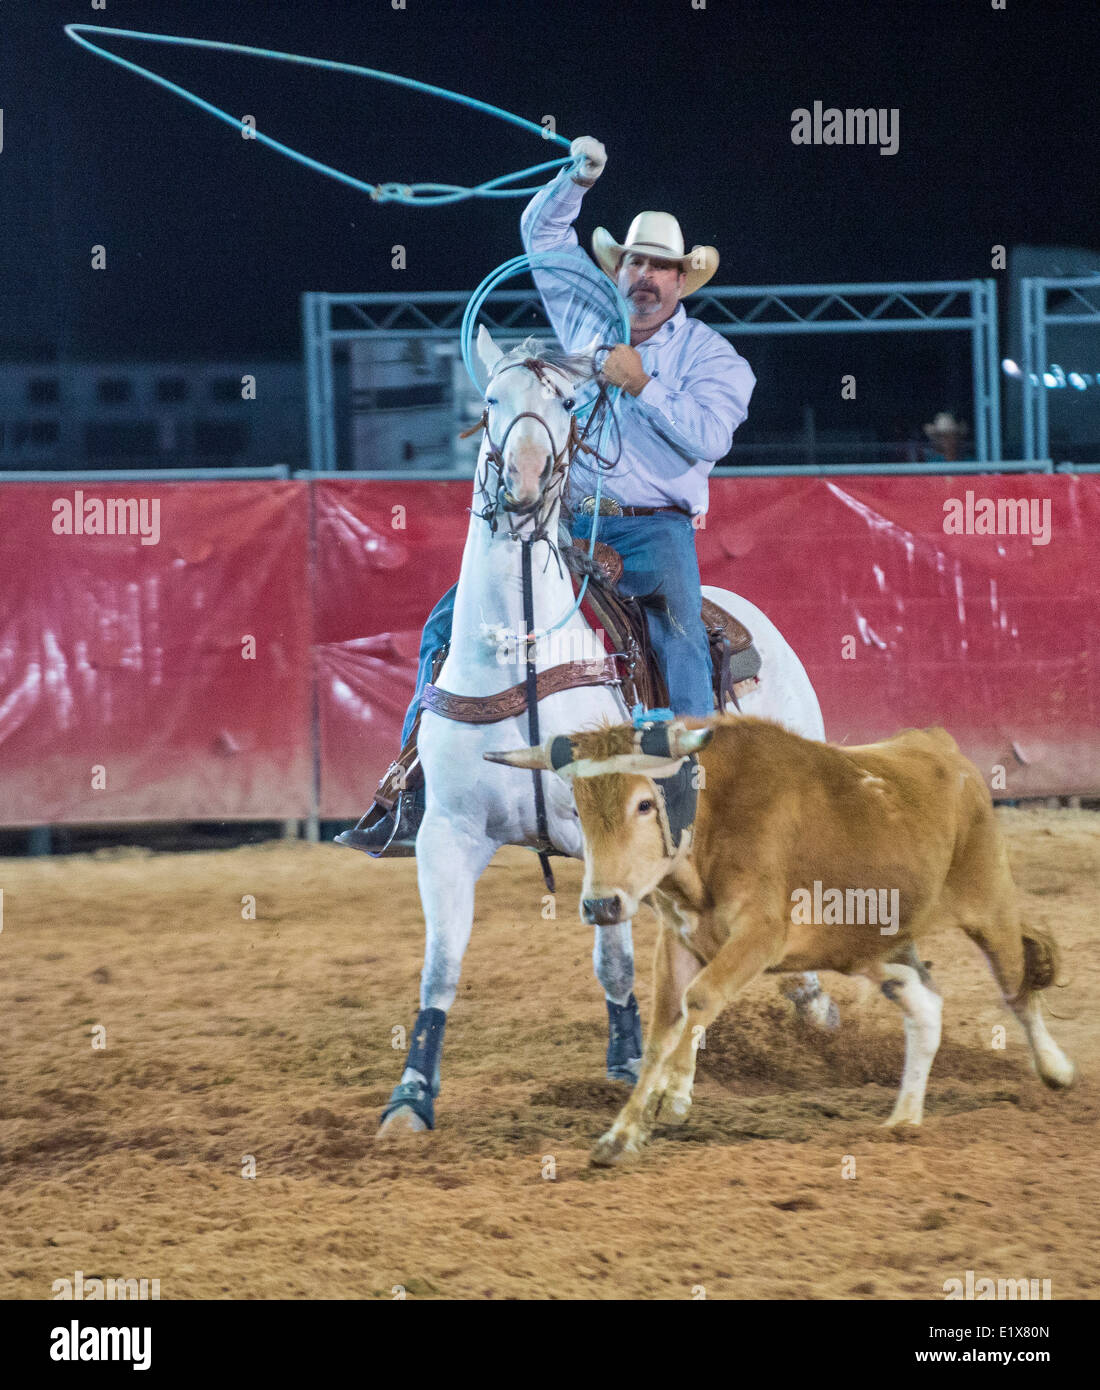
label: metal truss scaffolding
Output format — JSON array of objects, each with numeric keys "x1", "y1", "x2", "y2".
[
  {"x1": 1021, "y1": 275, "x2": 1100, "y2": 463},
  {"x1": 302, "y1": 281, "x2": 1002, "y2": 472}
]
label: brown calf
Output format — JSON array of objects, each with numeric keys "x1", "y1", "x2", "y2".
[{"x1": 487, "y1": 716, "x2": 1075, "y2": 1165}]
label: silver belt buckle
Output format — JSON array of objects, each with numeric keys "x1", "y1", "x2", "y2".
[{"x1": 580, "y1": 495, "x2": 623, "y2": 517}]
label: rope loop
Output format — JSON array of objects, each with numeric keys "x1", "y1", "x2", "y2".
[{"x1": 64, "y1": 24, "x2": 576, "y2": 204}]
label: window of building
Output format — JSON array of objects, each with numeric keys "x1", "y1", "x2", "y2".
[
  {"x1": 84, "y1": 421, "x2": 159, "y2": 457},
  {"x1": 30, "y1": 420, "x2": 60, "y2": 446},
  {"x1": 156, "y1": 377, "x2": 189, "y2": 403},
  {"x1": 27, "y1": 377, "x2": 60, "y2": 405},
  {"x1": 97, "y1": 378, "x2": 133, "y2": 405},
  {"x1": 194, "y1": 420, "x2": 249, "y2": 456},
  {"x1": 209, "y1": 376, "x2": 243, "y2": 403}
]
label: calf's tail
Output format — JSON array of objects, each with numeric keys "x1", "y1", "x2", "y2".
[{"x1": 1018, "y1": 928, "x2": 1060, "y2": 997}]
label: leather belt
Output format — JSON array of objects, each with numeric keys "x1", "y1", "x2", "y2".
[
  {"x1": 421, "y1": 657, "x2": 620, "y2": 725},
  {"x1": 577, "y1": 495, "x2": 691, "y2": 519}
]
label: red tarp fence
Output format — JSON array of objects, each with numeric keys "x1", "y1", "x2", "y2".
[{"x1": 1, "y1": 475, "x2": 1096, "y2": 825}]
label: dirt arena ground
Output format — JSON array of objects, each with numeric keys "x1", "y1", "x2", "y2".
[{"x1": 1, "y1": 808, "x2": 1097, "y2": 1301}]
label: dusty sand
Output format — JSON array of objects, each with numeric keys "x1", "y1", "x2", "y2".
[{"x1": 1, "y1": 808, "x2": 1097, "y2": 1300}]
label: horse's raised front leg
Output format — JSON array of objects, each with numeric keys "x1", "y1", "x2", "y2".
[
  {"x1": 594, "y1": 922, "x2": 643, "y2": 1083},
  {"x1": 378, "y1": 810, "x2": 497, "y2": 1138}
]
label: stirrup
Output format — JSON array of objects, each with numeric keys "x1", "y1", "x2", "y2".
[{"x1": 334, "y1": 786, "x2": 423, "y2": 857}]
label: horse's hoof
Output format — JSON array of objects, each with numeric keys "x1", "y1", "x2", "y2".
[{"x1": 377, "y1": 1105, "x2": 430, "y2": 1139}]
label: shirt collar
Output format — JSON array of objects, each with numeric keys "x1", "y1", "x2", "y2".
[{"x1": 636, "y1": 304, "x2": 686, "y2": 349}]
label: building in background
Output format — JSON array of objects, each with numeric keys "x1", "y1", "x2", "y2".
[{"x1": 0, "y1": 361, "x2": 305, "y2": 471}]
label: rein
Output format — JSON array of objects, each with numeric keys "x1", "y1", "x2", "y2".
[
  {"x1": 437, "y1": 353, "x2": 622, "y2": 890},
  {"x1": 462, "y1": 355, "x2": 616, "y2": 544}
]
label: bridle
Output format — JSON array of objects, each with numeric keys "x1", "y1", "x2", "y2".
[
  {"x1": 454, "y1": 350, "x2": 619, "y2": 893},
  {"x1": 462, "y1": 353, "x2": 614, "y2": 541}
]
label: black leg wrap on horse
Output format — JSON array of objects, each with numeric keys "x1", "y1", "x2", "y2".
[
  {"x1": 606, "y1": 993, "x2": 643, "y2": 1082},
  {"x1": 380, "y1": 1077, "x2": 436, "y2": 1129},
  {"x1": 380, "y1": 1007, "x2": 447, "y2": 1129}
]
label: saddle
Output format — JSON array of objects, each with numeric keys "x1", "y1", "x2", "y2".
[
  {"x1": 373, "y1": 542, "x2": 762, "y2": 811},
  {"x1": 565, "y1": 539, "x2": 762, "y2": 713}
]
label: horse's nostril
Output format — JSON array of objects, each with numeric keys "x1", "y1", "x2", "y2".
[{"x1": 582, "y1": 896, "x2": 622, "y2": 926}]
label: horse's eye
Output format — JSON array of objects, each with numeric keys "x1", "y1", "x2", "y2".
[
  {"x1": 563, "y1": 397, "x2": 575, "y2": 412},
  {"x1": 486, "y1": 397, "x2": 498, "y2": 407},
  {"x1": 637, "y1": 799, "x2": 654, "y2": 815}
]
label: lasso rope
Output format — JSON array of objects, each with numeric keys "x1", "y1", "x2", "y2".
[
  {"x1": 63, "y1": 24, "x2": 574, "y2": 204},
  {"x1": 463, "y1": 252, "x2": 630, "y2": 641},
  {"x1": 66, "y1": 23, "x2": 631, "y2": 647}
]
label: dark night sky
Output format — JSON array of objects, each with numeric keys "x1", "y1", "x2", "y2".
[{"x1": 3, "y1": 0, "x2": 1098, "y2": 432}]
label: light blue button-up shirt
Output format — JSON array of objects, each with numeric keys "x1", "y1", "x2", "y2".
[{"x1": 520, "y1": 168, "x2": 756, "y2": 516}]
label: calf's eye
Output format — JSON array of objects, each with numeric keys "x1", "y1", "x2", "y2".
[{"x1": 637, "y1": 799, "x2": 654, "y2": 815}]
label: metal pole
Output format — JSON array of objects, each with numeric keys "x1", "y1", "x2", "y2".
[
  {"x1": 302, "y1": 293, "x2": 323, "y2": 473},
  {"x1": 803, "y1": 403, "x2": 817, "y2": 469},
  {"x1": 1021, "y1": 278, "x2": 1035, "y2": 462},
  {"x1": 318, "y1": 296, "x2": 337, "y2": 472},
  {"x1": 984, "y1": 280, "x2": 1002, "y2": 462},
  {"x1": 971, "y1": 282, "x2": 988, "y2": 463},
  {"x1": 1036, "y1": 281, "x2": 1050, "y2": 463}
]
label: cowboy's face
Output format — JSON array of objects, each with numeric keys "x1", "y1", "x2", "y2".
[{"x1": 617, "y1": 252, "x2": 685, "y2": 328}]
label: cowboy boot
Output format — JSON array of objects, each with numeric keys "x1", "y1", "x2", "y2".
[
  {"x1": 334, "y1": 740, "x2": 425, "y2": 858},
  {"x1": 335, "y1": 644, "x2": 448, "y2": 858}
]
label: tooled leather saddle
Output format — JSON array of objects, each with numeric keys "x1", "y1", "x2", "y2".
[
  {"x1": 381, "y1": 540, "x2": 763, "y2": 812},
  {"x1": 565, "y1": 538, "x2": 762, "y2": 713}
]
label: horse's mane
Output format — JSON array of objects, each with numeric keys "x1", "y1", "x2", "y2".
[{"x1": 501, "y1": 336, "x2": 599, "y2": 387}]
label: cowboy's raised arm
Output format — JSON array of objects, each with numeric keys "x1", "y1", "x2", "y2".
[
  {"x1": 520, "y1": 137, "x2": 609, "y2": 352},
  {"x1": 634, "y1": 335, "x2": 757, "y2": 463}
]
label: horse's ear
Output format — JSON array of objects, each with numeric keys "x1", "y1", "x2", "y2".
[{"x1": 477, "y1": 324, "x2": 504, "y2": 374}]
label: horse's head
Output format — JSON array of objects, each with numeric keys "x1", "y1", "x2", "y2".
[{"x1": 474, "y1": 324, "x2": 597, "y2": 527}]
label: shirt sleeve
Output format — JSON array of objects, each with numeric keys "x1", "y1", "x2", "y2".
[
  {"x1": 520, "y1": 168, "x2": 614, "y2": 355},
  {"x1": 634, "y1": 337, "x2": 756, "y2": 463}
]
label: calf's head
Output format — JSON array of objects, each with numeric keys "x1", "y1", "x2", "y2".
[{"x1": 485, "y1": 722, "x2": 712, "y2": 925}]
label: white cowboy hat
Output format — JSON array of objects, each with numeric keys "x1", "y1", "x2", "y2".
[
  {"x1": 923, "y1": 411, "x2": 970, "y2": 438},
  {"x1": 592, "y1": 211, "x2": 719, "y2": 297}
]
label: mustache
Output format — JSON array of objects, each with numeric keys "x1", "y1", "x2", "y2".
[{"x1": 630, "y1": 283, "x2": 658, "y2": 296}]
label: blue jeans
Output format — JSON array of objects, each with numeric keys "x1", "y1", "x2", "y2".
[{"x1": 400, "y1": 515, "x2": 712, "y2": 743}]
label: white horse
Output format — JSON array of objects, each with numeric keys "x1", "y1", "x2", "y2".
[{"x1": 378, "y1": 328, "x2": 834, "y2": 1136}]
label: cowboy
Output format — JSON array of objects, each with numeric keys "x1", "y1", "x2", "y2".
[{"x1": 338, "y1": 136, "x2": 755, "y2": 855}]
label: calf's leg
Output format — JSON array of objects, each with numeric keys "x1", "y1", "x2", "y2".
[
  {"x1": 947, "y1": 799, "x2": 1074, "y2": 1088},
  {"x1": 963, "y1": 919, "x2": 1075, "y2": 1089},
  {"x1": 591, "y1": 913, "x2": 781, "y2": 1166},
  {"x1": 865, "y1": 960, "x2": 942, "y2": 1126},
  {"x1": 647, "y1": 926, "x2": 705, "y2": 1124}
]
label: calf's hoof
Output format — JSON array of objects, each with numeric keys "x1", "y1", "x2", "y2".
[
  {"x1": 882, "y1": 1104, "x2": 924, "y2": 1129},
  {"x1": 657, "y1": 1091, "x2": 692, "y2": 1125},
  {"x1": 589, "y1": 1128, "x2": 643, "y2": 1168},
  {"x1": 1037, "y1": 1057, "x2": 1075, "y2": 1090},
  {"x1": 802, "y1": 994, "x2": 840, "y2": 1032}
]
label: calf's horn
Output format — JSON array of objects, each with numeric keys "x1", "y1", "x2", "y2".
[
  {"x1": 483, "y1": 744, "x2": 554, "y2": 771},
  {"x1": 667, "y1": 726, "x2": 714, "y2": 758},
  {"x1": 484, "y1": 734, "x2": 575, "y2": 772}
]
